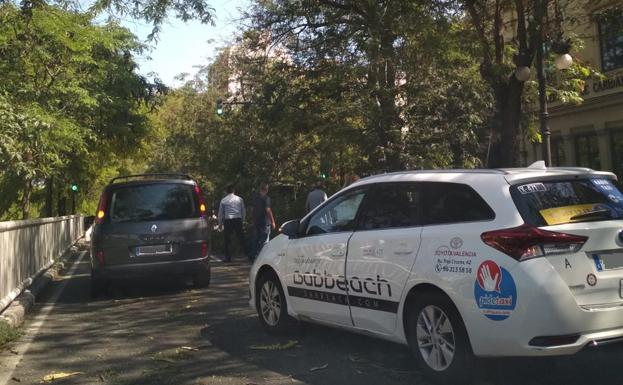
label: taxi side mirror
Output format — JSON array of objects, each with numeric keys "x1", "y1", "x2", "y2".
[{"x1": 280, "y1": 219, "x2": 300, "y2": 239}]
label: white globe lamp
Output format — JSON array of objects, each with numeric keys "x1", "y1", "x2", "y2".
[
  {"x1": 555, "y1": 53, "x2": 573, "y2": 70},
  {"x1": 515, "y1": 66, "x2": 531, "y2": 82}
]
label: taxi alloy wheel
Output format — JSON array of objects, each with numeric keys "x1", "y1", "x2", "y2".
[
  {"x1": 416, "y1": 305, "x2": 456, "y2": 371},
  {"x1": 407, "y1": 291, "x2": 474, "y2": 385},
  {"x1": 260, "y1": 280, "x2": 282, "y2": 326},
  {"x1": 256, "y1": 272, "x2": 294, "y2": 334}
]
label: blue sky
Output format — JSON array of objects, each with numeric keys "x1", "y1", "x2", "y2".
[{"x1": 120, "y1": 0, "x2": 249, "y2": 87}]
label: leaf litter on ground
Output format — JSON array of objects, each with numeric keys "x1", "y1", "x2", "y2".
[
  {"x1": 309, "y1": 363, "x2": 329, "y2": 372},
  {"x1": 152, "y1": 346, "x2": 197, "y2": 363},
  {"x1": 249, "y1": 340, "x2": 298, "y2": 350},
  {"x1": 42, "y1": 372, "x2": 83, "y2": 382}
]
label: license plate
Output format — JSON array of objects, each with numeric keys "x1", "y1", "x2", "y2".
[
  {"x1": 592, "y1": 252, "x2": 623, "y2": 271},
  {"x1": 136, "y1": 244, "x2": 172, "y2": 256}
]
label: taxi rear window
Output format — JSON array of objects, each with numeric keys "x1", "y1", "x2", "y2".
[{"x1": 510, "y1": 178, "x2": 623, "y2": 226}]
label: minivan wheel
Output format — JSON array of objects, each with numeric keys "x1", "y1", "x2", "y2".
[
  {"x1": 406, "y1": 292, "x2": 474, "y2": 385},
  {"x1": 193, "y1": 266, "x2": 211, "y2": 288},
  {"x1": 256, "y1": 272, "x2": 294, "y2": 334}
]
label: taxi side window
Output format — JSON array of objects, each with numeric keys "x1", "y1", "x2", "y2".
[
  {"x1": 423, "y1": 182, "x2": 494, "y2": 225},
  {"x1": 306, "y1": 188, "x2": 367, "y2": 235},
  {"x1": 358, "y1": 183, "x2": 421, "y2": 230}
]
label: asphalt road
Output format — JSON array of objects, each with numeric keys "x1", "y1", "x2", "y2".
[{"x1": 1, "y1": 244, "x2": 623, "y2": 385}]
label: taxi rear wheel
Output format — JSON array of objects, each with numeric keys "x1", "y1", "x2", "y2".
[
  {"x1": 406, "y1": 291, "x2": 475, "y2": 385},
  {"x1": 256, "y1": 271, "x2": 294, "y2": 334}
]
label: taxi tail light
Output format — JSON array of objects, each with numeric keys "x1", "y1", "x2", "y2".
[
  {"x1": 481, "y1": 224, "x2": 587, "y2": 261},
  {"x1": 194, "y1": 184, "x2": 207, "y2": 217},
  {"x1": 95, "y1": 191, "x2": 108, "y2": 224}
]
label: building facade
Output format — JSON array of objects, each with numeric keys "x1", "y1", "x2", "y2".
[{"x1": 521, "y1": 1, "x2": 623, "y2": 176}]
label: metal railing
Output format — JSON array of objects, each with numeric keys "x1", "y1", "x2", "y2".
[{"x1": 0, "y1": 215, "x2": 84, "y2": 313}]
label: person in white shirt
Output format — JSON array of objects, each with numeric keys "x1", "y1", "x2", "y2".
[{"x1": 218, "y1": 185, "x2": 246, "y2": 262}]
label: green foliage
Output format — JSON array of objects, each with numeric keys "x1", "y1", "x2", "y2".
[
  {"x1": 148, "y1": 1, "x2": 494, "y2": 222},
  {"x1": 462, "y1": 0, "x2": 595, "y2": 166},
  {"x1": 0, "y1": 320, "x2": 22, "y2": 349},
  {"x1": 0, "y1": 1, "x2": 163, "y2": 219},
  {"x1": 89, "y1": 0, "x2": 215, "y2": 40}
]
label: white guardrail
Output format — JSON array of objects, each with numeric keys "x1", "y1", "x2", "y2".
[{"x1": 0, "y1": 215, "x2": 84, "y2": 313}]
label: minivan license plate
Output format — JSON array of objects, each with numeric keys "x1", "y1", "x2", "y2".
[{"x1": 136, "y1": 244, "x2": 172, "y2": 256}]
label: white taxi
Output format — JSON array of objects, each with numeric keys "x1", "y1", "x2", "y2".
[{"x1": 249, "y1": 162, "x2": 623, "y2": 384}]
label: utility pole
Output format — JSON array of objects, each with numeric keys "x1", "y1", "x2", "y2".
[{"x1": 536, "y1": 0, "x2": 552, "y2": 167}]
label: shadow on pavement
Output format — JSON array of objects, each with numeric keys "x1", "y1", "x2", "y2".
[{"x1": 7, "y1": 257, "x2": 623, "y2": 385}]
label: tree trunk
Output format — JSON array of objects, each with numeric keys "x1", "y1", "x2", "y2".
[
  {"x1": 45, "y1": 176, "x2": 54, "y2": 217},
  {"x1": 489, "y1": 77, "x2": 525, "y2": 168},
  {"x1": 21, "y1": 182, "x2": 32, "y2": 220},
  {"x1": 367, "y1": 19, "x2": 403, "y2": 173}
]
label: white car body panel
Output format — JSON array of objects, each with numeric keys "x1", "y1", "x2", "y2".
[
  {"x1": 285, "y1": 231, "x2": 352, "y2": 325},
  {"x1": 250, "y1": 167, "x2": 623, "y2": 357},
  {"x1": 346, "y1": 226, "x2": 421, "y2": 335}
]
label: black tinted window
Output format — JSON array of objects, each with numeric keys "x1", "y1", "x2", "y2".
[
  {"x1": 110, "y1": 183, "x2": 197, "y2": 223},
  {"x1": 423, "y1": 183, "x2": 494, "y2": 225},
  {"x1": 358, "y1": 183, "x2": 421, "y2": 230},
  {"x1": 511, "y1": 178, "x2": 623, "y2": 226}
]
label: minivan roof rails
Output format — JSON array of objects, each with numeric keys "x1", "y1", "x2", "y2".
[{"x1": 109, "y1": 173, "x2": 193, "y2": 185}]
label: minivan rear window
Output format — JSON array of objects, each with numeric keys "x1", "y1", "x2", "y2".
[
  {"x1": 511, "y1": 178, "x2": 623, "y2": 226},
  {"x1": 109, "y1": 183, "x2": 197, "y2": 223}
]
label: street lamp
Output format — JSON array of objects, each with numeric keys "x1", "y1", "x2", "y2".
[
  {"x1": 534, "y1": 28, "x2": 572, "y2": 167},
  {"x1": 555, "y1": 53, "x2": 573, "y2": 70}
]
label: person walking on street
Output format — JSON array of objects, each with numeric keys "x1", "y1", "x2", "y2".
[
  {"x1": 252, "y1": 182, "x2": 276, "y2": 260},
  {"x1": 218, "y1": 185, "x2": 246, "y2": 262},
  {"x1": 305, "y1": 179, "x2": 328, "y2": 213}
]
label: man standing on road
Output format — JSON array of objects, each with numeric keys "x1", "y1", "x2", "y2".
[
  {"x1": 305, "y1": 179, "x2": 328, "y2": 213},
  {"x1": 252, "y1": 182, "x2": 276, "y2": 260},
  {"x1": 218, "y1": 185, "x2": 246, "y2": 262}
]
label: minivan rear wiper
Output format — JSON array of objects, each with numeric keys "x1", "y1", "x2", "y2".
[{"x1": 569, "y1": 209, "x2": 612, "y2": 222}]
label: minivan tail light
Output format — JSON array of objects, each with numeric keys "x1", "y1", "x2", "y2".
[
  {"x1": 201, "y1": 242, "x2": 208, "y2": 257},
  {"x1": 481, "y1": 224, "x2": 587, "y2": 261},
  {"x1": 194, "y1": 184, "x2": 207, "y2": 217},
  {"x1": 95, "y1": 191, "x2": 108, "y2": 224},
  {"x1": 96, "y1": 250, "x2": 104, "y2": 266}
]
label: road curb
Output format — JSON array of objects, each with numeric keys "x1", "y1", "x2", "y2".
[{"x1": 0, "y1": 240, "x2": 83, "y2": 328}]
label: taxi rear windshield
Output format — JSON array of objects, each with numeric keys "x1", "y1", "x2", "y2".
[{"x1": 510, "y1": 178, "x2": 623, "y2": 226}]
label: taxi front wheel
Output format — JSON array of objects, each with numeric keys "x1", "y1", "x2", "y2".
[
  {"x1": 406, "y1": 291, "x2": 475, "y2": 385},
  {"x1": 256, "y1": 272, "x2": 295, "y2": 334}
]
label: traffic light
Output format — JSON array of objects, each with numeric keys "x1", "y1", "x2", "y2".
[
  {"x1": 70, "y1": 184, "x2": 78, "y2": 192},
  {"x1": 216, "y1": 98, "x2": 224, "y2": 116}
]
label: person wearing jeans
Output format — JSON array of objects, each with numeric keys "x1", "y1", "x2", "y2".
[{"x1": 252, "y1": 182, "x2": 276, "y2": 260}]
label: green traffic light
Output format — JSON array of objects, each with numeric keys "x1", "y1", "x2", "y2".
[
  {"x1": 216, "y1": 107, "x2": 224, "y2": 115},
  {"x1": 71, "y1": 184, "x2": 78, "y2": 192},
  {"x1": 216, "y1": 98, "x2": 224, "y2": 116}
]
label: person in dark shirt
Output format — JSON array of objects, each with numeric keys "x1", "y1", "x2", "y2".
[{"x1": 252, "y1": 182, "x2": 276, "y2": 260}]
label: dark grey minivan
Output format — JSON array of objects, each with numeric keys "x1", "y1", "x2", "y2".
[{"x1": 90, "y1": 174, "x2": 211, "y2": 296}]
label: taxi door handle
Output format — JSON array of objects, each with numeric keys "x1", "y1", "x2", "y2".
[
  {"x1": 331, "y1": 249, "x2": 345, "y2": 257},
  {"x1": 394, "y1": 250, "x2": 414, "y2": 255}
]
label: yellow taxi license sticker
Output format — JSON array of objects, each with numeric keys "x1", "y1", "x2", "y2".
[{"x1": 539, "y1": 204, "x2": 598, "y2": 225}]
